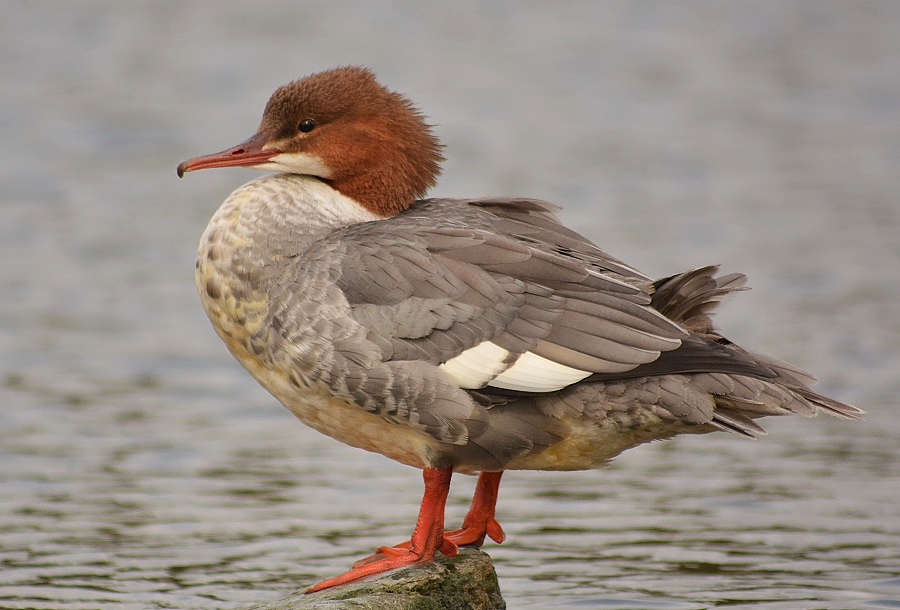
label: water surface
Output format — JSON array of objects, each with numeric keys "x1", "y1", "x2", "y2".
[{"x1": 1, "y1": 2, "x2": 898, "y2": 608}]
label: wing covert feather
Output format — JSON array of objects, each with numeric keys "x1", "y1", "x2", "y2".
[{"x1": 321, "y1": 198, "x2": 686, "y2": 386}]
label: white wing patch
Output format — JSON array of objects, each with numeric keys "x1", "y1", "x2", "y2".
[
  {"x1": 440, "y1": 341, "x2": 592, "y2": 393},
  {"x1": 440, "y1": 341, "x2": 511, "y2": 389},
  {"x1": 489, "y1": 351, "x2": 592, "y2": 392}
]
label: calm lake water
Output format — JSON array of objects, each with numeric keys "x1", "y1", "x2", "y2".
[{"x1": 1, "y1": 2, "x2": 898, "y2": 608}]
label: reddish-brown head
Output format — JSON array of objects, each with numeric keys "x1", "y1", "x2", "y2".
[{"x1": 177, "y1": 66, "x2": 444, "y2": 217}]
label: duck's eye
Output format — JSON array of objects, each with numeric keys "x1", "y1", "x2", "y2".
[{"x1": 298, "y1": 119, "x2": 316, "y2": 133}]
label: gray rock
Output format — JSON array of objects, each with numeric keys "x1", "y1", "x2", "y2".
[{"x1": 241, "y1": 548, "x2": 506, "y2": 610}]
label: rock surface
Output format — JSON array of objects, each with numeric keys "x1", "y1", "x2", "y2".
[{"x1": 240, "y1": 548, "x2": 506, "y2": 610}]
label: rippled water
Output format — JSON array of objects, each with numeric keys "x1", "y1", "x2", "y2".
[{"x1": 2, "y1": 2, "x2": 898, "y2": 608}]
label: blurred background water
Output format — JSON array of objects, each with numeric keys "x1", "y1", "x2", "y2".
[{"x1": 1, "y1": 2, "x2": 898, "y2": 608}]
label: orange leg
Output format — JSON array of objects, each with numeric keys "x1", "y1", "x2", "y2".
[
  {"x1": 306, "y1": 467, "x2": 457, "y2": 593},
  {"x1": 445, "y1": 470, "x2": 505, "y2": 546},
  {"x1": 350, "y1": 470, "x2": 505, "y2": 571}
]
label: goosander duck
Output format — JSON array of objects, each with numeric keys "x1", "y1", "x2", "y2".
[{"x1": 177, "y1": 66, "x2": 862, "y2": 592}]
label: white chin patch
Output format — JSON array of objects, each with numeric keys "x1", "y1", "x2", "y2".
[
  {"x1": 256, "y1": 152, "x2": 333, "y2": 177},
  {"x1": 440, "y1": 341, "x2": 592, "y2": 393}
]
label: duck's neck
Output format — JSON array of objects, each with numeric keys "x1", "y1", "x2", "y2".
[{"x1": 204, "y1": 173, "x2": 384, "y2": 259}]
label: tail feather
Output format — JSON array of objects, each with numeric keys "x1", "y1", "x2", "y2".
[
  {"x1": 651, "y1": 265, "x2": 748, "y2": 333},
  {"x1": 651, "y1": 265, "x2": 864, "y2": 425},
  {"x1": 792, "y1": 387, "x2": 864, "y2": 420},
  {"x1": 710, "y1": 406, "x2": 768, "y2": 438}
]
